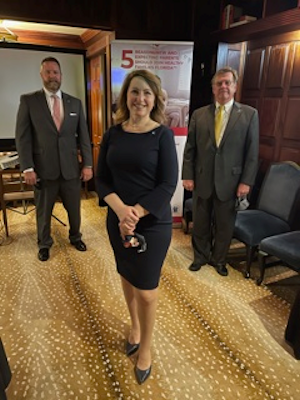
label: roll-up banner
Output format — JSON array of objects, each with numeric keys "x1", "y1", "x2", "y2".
[{"x1": 111, "y1": 40, "x2": 194, "y2": 225}]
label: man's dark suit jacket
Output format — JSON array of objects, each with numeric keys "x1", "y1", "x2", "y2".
[
  {"x1": 15, "y1": 90, "x2": 92, "y2": 179},
  {"x1": 182, "y1": 101, "x2": 259, "y2": 201}
]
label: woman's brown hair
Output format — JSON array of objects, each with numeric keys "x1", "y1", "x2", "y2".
[{"x1": 114, "y1": 69, "x2": 166, "y2": 124}]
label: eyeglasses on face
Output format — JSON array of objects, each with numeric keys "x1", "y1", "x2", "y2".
[{"x1": 214, "y1": 80, "x2": 235, "y2": 87}]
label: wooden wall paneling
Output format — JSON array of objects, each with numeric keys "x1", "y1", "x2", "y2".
[
  {"x1": 259, "y1": 98, "x2": 281, "y2": 138},
  {"x1": 227, "y1": 47, "x2": 242, "y2": 72},
  {"x1": 263, "y1": 44, "x2": 285, "y2": 161},
  {"x1": 289, "y1": 42, "x2": 300, "y2": 89},
  {"x1": 83, "y1": 30, "x2": 113, "y2": 168},
  {"x1": 242, "y1": 47, "x2": 266, "y2": 151},
  {"x1": 12, "y1": 29, "x2": 85, "y2": 49},
  {"x1": 242, "y1": 48, "x2": 265, "y2": 93},
  {"x1": 278, "y1": 146, "x2": 300, "y2": 163},
  {"x1": 258, "y1": 141, "x2": 276, "y2": 170},
  {"x1": 216, "y1": 42, "x2": 243, "y2": 72},
  {"x1": 256, "y1": 43, "x2": 293, "y2": 164},
  {"x1": 265, "y1": 44, "x2": 289, "y2": 93},
  {"x1": 216, "y1": 42, "x2": 245, "y2": 101},
  {"x1": 89, "y1": 56, "x2": 105, "y2": 168},
  {"x1": 240, "y1": 97, "x2": 259, "y2": 110},
  {"x1": 279, "y1": 41, "x2": 300, "y2": 163},
  {"x1": 282, "y1": 98, "x2": 300, "y2": 141},
  {"x1": 82, "y1": 30, "x2": 114, "y2": 59},
  {"x1": 244, "y1": 39, "x2": 300, "y2": 168},
  {"x1": 242, "y1": 46, "x2": 272, "y2": 170},
  {"x1": 216, "y1": 42, "x2": 230, "y2": 69}
]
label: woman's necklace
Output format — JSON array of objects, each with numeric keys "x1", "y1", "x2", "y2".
[{"x1": 124, "y1": 119, "x2": 152, "y2": 132}]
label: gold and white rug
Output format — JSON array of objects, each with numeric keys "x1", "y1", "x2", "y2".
[{"x1": 0, "y1": 194, "x2": 299, "y2": 400}]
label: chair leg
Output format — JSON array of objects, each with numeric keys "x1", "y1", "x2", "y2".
[
  {"x1": 257, "y1": 250, "x2": 267, "y2": 285},
  {"x1": 244, "y1": 245, "x2": 256, "y2": 279}
]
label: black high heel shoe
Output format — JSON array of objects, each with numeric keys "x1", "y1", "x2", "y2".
[
  {"x1": 134, "y1": 364, "x2": 152, "y2": 385},
  {"x1": 125, "y1": 341, "x2": 140, "y2": 357}
]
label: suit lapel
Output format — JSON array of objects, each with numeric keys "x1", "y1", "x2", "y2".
[
  {"x1": 207, "y1": 104, "x2": 216, "y2": 145},
  {"x1": 37, "y1": 90, "x2": 52, "y2": 120},
  {"x1": 61, "y1": 93, "x2": 71, "y2": 131}
]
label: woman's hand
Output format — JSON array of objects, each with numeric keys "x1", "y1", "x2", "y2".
[
  {"x1": 118, "y1": 205, "x2": 140, "y2": 239},
  {"x1": 103, "y1": 194, "x2": 140, "y2": 239}
]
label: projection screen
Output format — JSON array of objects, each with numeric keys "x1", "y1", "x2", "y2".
[{"x1": 0, "y1": 44, "x2": 86, "y2": 150}]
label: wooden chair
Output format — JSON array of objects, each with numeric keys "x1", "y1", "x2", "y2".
[{"x1": 0, "y1": 168, "x2": 35, "y2": 237}]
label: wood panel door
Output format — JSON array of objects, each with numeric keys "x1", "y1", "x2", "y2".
[
  {"x1": 281, "y1": 42, "x2": 300, "y2": 162},
  {"x1": 89, "y1": 55, "x2": 106, "y2": 169},
  {"x1": 242, "y1": 40, "x2": 300, "y2": 171}
]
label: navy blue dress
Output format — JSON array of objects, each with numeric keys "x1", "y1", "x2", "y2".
[
  {"x1": 0, "y1": 338, "x2": 11, "y2": 400},
  {"x1": 96, "y1": 124, "x2": 178, "y2": 289}
]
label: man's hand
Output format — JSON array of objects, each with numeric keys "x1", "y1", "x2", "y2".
[
  {"x1": 81, "y1": 167, "x2": 93, "y2": 182},
  {"x1": 183, "y1": 179, "x2": 194, "y2": 191},
  {"x1": 24, "y1": 171, "x2": 38, "y2": 186},
  {"x1": 237, "y1": 183, "x2": 250, "y2": 198}
]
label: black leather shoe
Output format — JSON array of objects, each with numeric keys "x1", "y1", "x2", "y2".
[
  {"x1": 189, "y1": 262, "x2": 204, "y2": 271},
  {"x1": 38, "y1": 248, "x2": 49, "y2": 262},
  {"x1": 134, "y1": 364, "x2": 152, "y2": 385},
  {"x1": 214, "y1": 264, "x2": 228, "y2": 276},
  {"x1": 125, "y1": 341, "x2": 140, "y2": 357},
  {"x1": 71, "y1": 240, "x2": 87, "y2": 251}
]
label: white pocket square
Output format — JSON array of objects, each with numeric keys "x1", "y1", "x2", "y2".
[{"x1": 70, "y1": 112, "x2": 77, "y2": 116}]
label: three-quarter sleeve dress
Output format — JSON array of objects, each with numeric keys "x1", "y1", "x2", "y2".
[{"x1": 95, "y1": 124, "x2": 178, "y2": 289}]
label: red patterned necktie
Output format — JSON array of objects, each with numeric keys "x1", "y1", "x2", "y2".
[{"x1": 52, "y1": 94, "x2": 61, "y2": 131}]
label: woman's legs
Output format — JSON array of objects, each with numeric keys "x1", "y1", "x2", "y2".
[
  {"x1": 135, "y1": 287, "x2": 158, "y2": 370},
  {"x1": 121, "y1": 277, "x2": 159, "y2": 370},
  {"x1": 121, "y1": 277, "x2": 140, "y2": 344}
]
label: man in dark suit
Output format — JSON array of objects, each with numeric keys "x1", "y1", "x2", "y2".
[
  {"x1": 182, "y1": 66, "x2": 259, "y2": 276},
  {"x1": 15, "y1": 57, "x2": 93, "y2": 262}
]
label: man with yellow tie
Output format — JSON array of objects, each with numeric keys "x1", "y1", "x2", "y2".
[
  {"x1": 182, "y1": 66, "x2": 259, "y2": 276},
  {"x1": 15, "y1": 57, "x2": 93, "y2": 262}
]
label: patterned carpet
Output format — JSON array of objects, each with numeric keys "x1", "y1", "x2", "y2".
[{"x1": 0, "y1": 193, "x2": 299, "y2": 400}]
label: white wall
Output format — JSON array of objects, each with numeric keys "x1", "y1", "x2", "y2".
[{"x1": 0, "y1": 46, "x2": 86, "y2": 140}]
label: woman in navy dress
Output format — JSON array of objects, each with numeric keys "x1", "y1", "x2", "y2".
[{"x1": 95, "y1": 69, "x2": 178, "y2": 384}]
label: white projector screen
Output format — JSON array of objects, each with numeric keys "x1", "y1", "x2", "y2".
[{"x1": 0, "y1": 45, "x2": 86, "y2": 149}]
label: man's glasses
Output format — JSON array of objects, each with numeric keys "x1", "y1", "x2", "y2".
[{"x1": 214, "y1": 80, "x2": 234, "y2": 87}]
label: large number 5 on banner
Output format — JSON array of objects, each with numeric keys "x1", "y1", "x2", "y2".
[{"x1": 121, "y1": 50, "x2": 134, "y2": 69}]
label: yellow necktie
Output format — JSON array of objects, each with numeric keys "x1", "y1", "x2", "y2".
[{"x1": 215, "y1": 105, "x2": 224, "y2": 146}]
